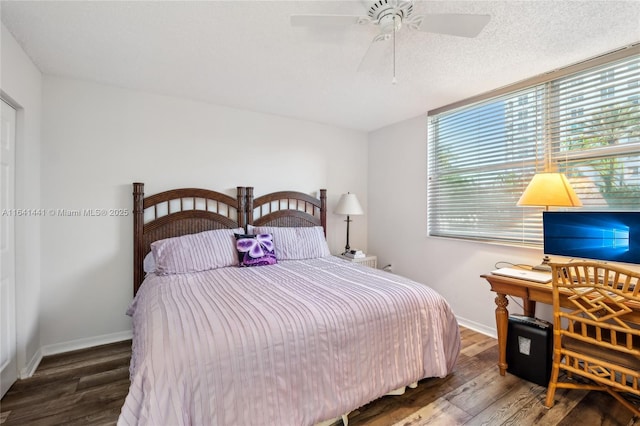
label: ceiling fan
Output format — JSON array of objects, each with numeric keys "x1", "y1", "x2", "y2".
[{"x1": 291, "y1": 0, "x2": 490, "y2": 82}]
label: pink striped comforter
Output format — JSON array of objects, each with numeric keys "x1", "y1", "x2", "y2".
[{"x1": 118, "y1": 256, "x2": 460, "y2": 426}]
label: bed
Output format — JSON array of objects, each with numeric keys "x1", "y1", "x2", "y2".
[{"x1": 119, "y1": 183, "x2": 461, "y2": 426}]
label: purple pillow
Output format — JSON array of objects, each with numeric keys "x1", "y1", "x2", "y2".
[{"x1": 235, "y1": 234, "x2": 277, "y2": 267}]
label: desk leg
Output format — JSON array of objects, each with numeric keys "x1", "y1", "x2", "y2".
[
  {"x1": 523, "y1": 299, "x2": 536, "y2": 318},
  {"x1": 495, "y1": 293, "x2": 509, "y2": 376}
]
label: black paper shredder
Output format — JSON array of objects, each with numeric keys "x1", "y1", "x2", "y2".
[{"x1": 506, "y1": 314, "x2": 553, "y2": 387}]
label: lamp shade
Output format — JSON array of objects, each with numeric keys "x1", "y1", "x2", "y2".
[
  {"x1": 334, "y1": 193, "x2": 364, "y2": 215},
  {"x1": 517, "y1": 172, "x2": 582, "y2": 207}
]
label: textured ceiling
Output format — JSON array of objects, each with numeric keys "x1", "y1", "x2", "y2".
[{"x1": 2, "y1": 1, "x2": 640, "y2": 132}]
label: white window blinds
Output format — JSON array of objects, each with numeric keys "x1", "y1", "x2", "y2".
[
  {"x1": 550, "y1": 56, "x2": 640, "y2": 209},
  {"x1": 428, "y1": 48, "x2": 640, "y2": 246}
]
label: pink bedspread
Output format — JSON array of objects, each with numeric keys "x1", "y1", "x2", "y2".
[{"x1": 118, "y1": 256, "x2": 460, "y2": 426}]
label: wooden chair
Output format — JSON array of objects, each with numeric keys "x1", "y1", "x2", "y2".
[{"x1": 545, "y1": 262, "x2": 640, "y2": 417}]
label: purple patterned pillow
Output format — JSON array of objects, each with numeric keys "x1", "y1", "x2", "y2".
[{"x1": 235, "y1": 234, "x2": 277, "y2": 267}]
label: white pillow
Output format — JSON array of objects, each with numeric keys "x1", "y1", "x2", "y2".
[
  {"x1": 250, "y1": 226, "x2": 330, "y2": 260},
  {"x1": 151, "y1": 228, "x2": 244, "y2": 275}
]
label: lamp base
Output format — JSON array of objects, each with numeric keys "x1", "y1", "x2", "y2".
[
  {"x1": 342, "y1": 215, "x2": 352, "y2": 257},
  {"x1": 532, "y1": 255, "x2": 552, "y2": 272}
]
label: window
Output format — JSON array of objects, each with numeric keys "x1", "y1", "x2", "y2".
[{"x1": 427, "y1": 46, "x2": 640, "y2": 246}]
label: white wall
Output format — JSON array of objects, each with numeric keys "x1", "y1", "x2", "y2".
[
  {"x1": 0, "y1": 24, "x2": 43, "y2": 376},
  {"x1": 367, "y1": 115, "x2": 552, "y2": 336},
  {"x1": 40, "y1": 76, "x2": 368, "y2": 348}
]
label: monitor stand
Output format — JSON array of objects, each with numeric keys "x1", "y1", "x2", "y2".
[{"x1": 532, "y1": 255, "x2": 552, "y2": 272}]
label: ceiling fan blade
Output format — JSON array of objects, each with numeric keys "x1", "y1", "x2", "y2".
[
  {"x1": 414, "y1": 14, "x2": 490, "y2": 38},
  {"x1": 290, "y1": 15, "x2": 366, "y2": 27},
  {"x1": 357, "y1": 34, "x2": 391, "y2": 72}
]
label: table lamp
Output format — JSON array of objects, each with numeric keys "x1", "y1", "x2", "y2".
[
  {"x1": 334, "y1": 192, "x2": 364, "y2": 255},
  {"x1": 517, "y1": 172, "x2": 582, "y2": 271}
]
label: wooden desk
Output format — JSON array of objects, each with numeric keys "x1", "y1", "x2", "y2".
[{"x1": 481, "y1": 272, "x2": 640, "y2": 376}]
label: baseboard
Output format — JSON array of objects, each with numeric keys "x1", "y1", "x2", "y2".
[
  {"x1": 20, "y1": 330, "x2": 133, "y2": 378},
  {"x1": 41, "y1": 330, "x2": 133, "y2": 357},
  {"x1": 456, "y1": 316, "x2": 497, "y2": 339},
  {"x1": 20, "y1": 348, "x2": 43, "y2": 379}
]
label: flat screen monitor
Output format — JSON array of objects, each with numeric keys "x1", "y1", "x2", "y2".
[{"x1": 543, "y1": 211, "x2": 640, "y2": 265}]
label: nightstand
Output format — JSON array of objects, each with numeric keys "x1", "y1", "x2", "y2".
[{"x1": 338, "y1": 254, "x2": 377, "y2": 269}]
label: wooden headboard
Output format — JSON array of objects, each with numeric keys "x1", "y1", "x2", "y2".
[
  {"x1": 132, "y1": 183, "x2": 327, "y2": 295},
  {"x1": 247, "y1": 187, "x2": 327, "y2": 234},
  {"x1": 132, "y1": 183, "x2": 246, "y2": 295}
]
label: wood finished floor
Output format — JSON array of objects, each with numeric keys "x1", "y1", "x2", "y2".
[{"x1": 1, "y1": 327, "x2": 638, "y2": 426}]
